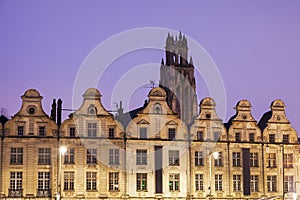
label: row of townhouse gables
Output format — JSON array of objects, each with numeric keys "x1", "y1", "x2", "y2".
[{"x1": 1, "y1": 87, "x2": 297, "y2": 143}]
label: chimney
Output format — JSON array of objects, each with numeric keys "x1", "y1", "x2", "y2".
[
  {"x1": 50, "y1": 99, "x2": 56, "y2": 122},
  {"x1": 57, "y1": 99, "x2": 62, "y2": 127}
]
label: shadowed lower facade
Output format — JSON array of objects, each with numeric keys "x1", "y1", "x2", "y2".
[{"x1": 0, "y1": 87, "x2": 299, "y2": 200}]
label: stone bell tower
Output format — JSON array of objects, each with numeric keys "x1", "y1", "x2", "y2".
[{"x1": 159, "y1": 32, "x2": 198, "y2": 126}]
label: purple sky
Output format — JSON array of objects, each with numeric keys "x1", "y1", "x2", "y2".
[{"x1": 1, "y1": 1, "x2": 300, "y2": 133}]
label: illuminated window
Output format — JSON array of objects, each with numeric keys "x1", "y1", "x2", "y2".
[
  {"x1": 233, "y1": 175, "x2": 241, "y2": 191},
  {"x1": 284, "y1": 176, "x2": 294, "y2": 192},
  {"x1": 250, "y1": 153, "x2": 259, "y2": 167},
  {"x1": 169, "y1": 174, "x2": 179, "y2": 191},
  {"x1": 86, "y1": 172, "x2": 97, "y2": 191},
  {"x1": 195, "y1": 174, "x2": 204, "y2": 191},
  {"x1": 215, "y1": 174, "x2": 222, "y2": 191},
  {"x1": 267, "y1": 153, "x2": 276, "y2": 168},
  {"x1": 250, "y1": 175, "x2": 259, "y2": 192},
  {"x1": 64, "y1": 149, "x2": 75, "y2": 164},
  {"x1": 284, "y1": 154, "x2": 293, "y2": 168},
  {"x1": 137, "y1": 173, "x2": 147, "y2": 191},
  {"x1": 64, "y1": 172, "x2": 74, "y2": 191},
  {"x1": 215, "y1": 152, "x2": 223, "y2": 166},
  {"x1": 267, "y1": 176, "x2": 277, "y2": 192},
  {"x1": 232, "y1": 152, "x2": 241, "y2": 167},
  {"x1": 109, "y1": 172, "x2": 119, "y2": 191}
]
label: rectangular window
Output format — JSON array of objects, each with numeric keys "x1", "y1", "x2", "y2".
[
  {"x1": 10, "y1": 172, "x2": 22, "y2": 193},
  {"x1": 249, "y1": 133, "x2": 255, "y2": 142},
  {"x1": 108, "y1": 128, "x2": 115, "y2": 138},
  {"x1": 267, "y1": 153, "x2": 276, "y2": 168},
  {"x1": 87, "y1": 149, "x2": 97, "y2": 164},
  {"x1": 250, "y1": 153, "x2": 259, "y2": 167},
  {"x1": 232, "y1": 152, "x2": 241, "y2": 167},
  {"x1": 109, "y1": 172, "x2": 119, "y2": 191},
  {"x1": 215, "y1": 174, "x2": 223, "y2": 191},
  {"x1": 284, "y1": 176, "x2": 294, "y2": 192},
  {"x1": 169, "y1": 174, "x2": 179, "y2": 191},
  {"x1": 168, "y1": 128, "x2": 176, "y2": 140},
  {"x1": 215, "y1": 152, "x2": 223, "y2": 166},
  {"x1": 197, "y1": 131, "x2": 203, "y2": 141},
  {"x1": 267, "y1": 175, "x2": 277, "y2": 192},
  {"x1": 169, "y1": 150, "x2": 179, "y2": 166},
  {"x1": 86, "y1": 172, "x2": 97, "y2": 191},
  {"x1": 214, "y1": 132, "x2": 220, "y2": 141},
  {"x1": 269, "y1": 134, "x2": 275, "y2": 143},
  {"x1": 137, "y1": 173, "x2": 147, "y2": 191},
  {"x1": 109, "y1": 149, "x2": 120, "y2": 165},
  {"x1": 283, "y1": 135, "x2": 289, "y2": 143},
  {"x1": 64, "y1": 172, "x2": 74, "y2": 191},
  {"x1": 233, "y1": 175, "x2": 241, "y2": 191},
  {"x1": 10, "y1": 148, "x2": 23, "y2": 165},
  {"x1": 284, "y1": 154, "x2": 293, "y2": 168},
  {"x1": 64, "y1": 149, "x2": 75, "y2": 164},
  {"x1": 195, "y1": 151, "x2": 204, "y2": 166},
  {"x1": 39, "y1": 126, "x2": 45, "y2": 136},
  {"x1": 235, "y1": 132, "x2": 241, "y2": 142},
  {"x1": 38, "y1": 148, "x2": 51, "y2": 165},
  {"x1": 38, "y1": 172, "x2": 50, "y2": 190},
  {"x1": 136, "y1": 150, "x2": 147, "y2": 165},
  {"x1": 139, "y1": 127, "x2": 147, "y2": 139},
  {"x1": 195, "y1": 174, "x2": 204, "y2": 191},
  {"x1": 69, "y1": 127, "x2": 76, "y2": 137},
  {"x1": 17, "y1": 126, "x2": 24, "y2": 136},
  {"x1": 251, "y1": 175, "x2": 259, "y2": 192},
  {"x1": 87, "y1": 123, "x2": 97, "y2": 137}
]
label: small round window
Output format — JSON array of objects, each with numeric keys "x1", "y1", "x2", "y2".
[
  {"x1": 88, "y1": 107, "x2": 96, "y2": 115},
  {"x1": 28, "y1": 107, "x2": 35, "y2": 114},
  {"x1": 205, "y1": 113, "x2": 211, "y2": 119},
  {"x1": 154, "y1": 104, "x2": 162, "y2": 114}
]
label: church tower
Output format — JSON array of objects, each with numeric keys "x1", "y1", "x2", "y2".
[{"x1": 159, "y1": 32, "x2": 198, "y2": 125}]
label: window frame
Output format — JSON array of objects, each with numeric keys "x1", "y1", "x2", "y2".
[
  {"x1": 136, "y1": 149, "x2": 147, "y2": 165},
  {"x1": 10, "y1": 148, "x2": 23, "y2": 165},
  {"x1": 169, "y1": 150, "x2": 180, "y2": 166},
  {"x1": 136, "y1": 173, "x2": 147, "y2": 191}
]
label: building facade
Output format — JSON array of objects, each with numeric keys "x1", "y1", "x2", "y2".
[{"x1": 0, "y1": 88, "x2": 299, "y2": 200}]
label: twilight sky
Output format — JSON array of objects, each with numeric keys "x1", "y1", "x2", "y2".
[{"x1": 1, "y1": 1, "x2": 300, "y2": 133}]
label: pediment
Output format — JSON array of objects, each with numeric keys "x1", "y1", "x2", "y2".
[
  {"x1": 166, "y1": 120, "x2": 178, "y2": 126},
  {"x1": 137, "y1": 119, "x2": 150, "y2": 125}
]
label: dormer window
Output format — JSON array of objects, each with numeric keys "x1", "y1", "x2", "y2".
[
  {"x1": 39, "y1": 126, "x2": 46, "y2": 136},
  {"x1": 197, "y1": 131, "x2": 203, "y2": 141},
  {"x1": 168, "y1": 128, "x2": 176, "y2": 140},
  {"x1": 235, "y1": 132, "x2": 241, "y2": 142},
  {"x1": 17, "y1": 126, "x2": 24, "y2": 136},
  {"x1": 269, "y1": 134, "x2": 275, "y2": 143},
  {"x1": 249, "y1": 133, "x2": 255, "y2": 142},
  {"x1": 283, "y1": 135, "x2": 289, "y2": 144},
  {"x1": 139, "y1": 127, "x2": 147, "y2": 139}
]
